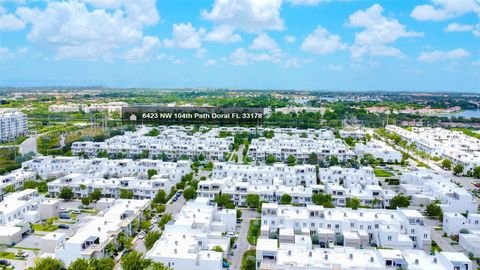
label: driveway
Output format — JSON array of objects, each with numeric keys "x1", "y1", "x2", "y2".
[
  {"x1": 424, "y1": 218, "x2": 457, "y2": 252},
  {"x1": 19, "y1": 136, "x2": 38, "y2": 155},
  {"x1": 231, "y1": 209, "x2": 260, "y2": 270}
]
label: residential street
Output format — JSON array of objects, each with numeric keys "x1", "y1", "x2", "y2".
[{"x1": 231, "y1": 209, "x2": 259, "y2": 270}]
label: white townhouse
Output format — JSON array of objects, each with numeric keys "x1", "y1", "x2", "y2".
[
  {"x1": 47, "y1": 173, "x2": 174, "y2": 199},
  {"x1": 261, "y1": 203, "x2": 432, "y2": 253},
  {"x1": 256, "y1": 243, "x2": 472, "y2": 270},
  {"x1": 320, "y1": 166, "x2": 395, "y2": 208},
  {"x1": 0, "y1": 189, "x2": 60, "y2": 245},
  {"x1": 82, "y1": 102, "x2": 128, "y2": 114},
  {"x1": 71, "y1": 126, "x2": 233, "y2": 161},
  {"x1": 197, "y1": 163, "x2": 317, "y2": 206},
  {"x1": 146, "y1": 198, "x2": 236, "y2": 270},
  {"x1": 22, "y1": 156, "x2": 191, "y2": 183},
  {"x1": 355, "y1": 139, "x2": 403, "y2": 163},
  {"x1": 48, "y1": 104, "x2": 81, "y2": 113},
  {"x1": 443, "y1": 212, "x2": 480, "y2": 257},
  {"x1": 0, "y1": 108, "x2": 27, "y2": 141},
  {"x1": 55, "y1": 198, "x2": 150, "y2": 266},
  {"x1": 339, "y1": 129, "x2": 367, "y2": 139},
  {"x1": 400, "y1": 169, "x2": 477, "y2": 213},
  {"x1": 0, "y1": 169, "x2": 36, "y2": 198},
  {"x1": 248, "y1": 133, "x2": 354, "y2": 163}
]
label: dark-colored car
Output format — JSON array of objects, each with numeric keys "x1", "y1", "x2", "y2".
[
  {"x1": 0, "y1": 259, "x2": 11, "y2": 266},
  {"x1": 58, "y1": 224, "x2": 70, "y2": 229},
  {"x1": 59, "y1": 213, "x2": 71, "y2": 219}
]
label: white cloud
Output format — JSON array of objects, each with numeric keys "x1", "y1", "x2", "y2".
[
  {"x1": 348, "y1": 4, "x2": 423, "y2": 58},
  {"x1": 282, "y1": 57, "x2": 311, "y2": 68},
  {"x1": 204, "y1": 25, "x2": 242, "y2": 43},
  {"x1": 411, "y1": 0, "x2": 480, "y2": 21},
  {"x1": 284, "y1": 35, "x2": 296, "y2": 43},
  {"x1": 418, "y1": 48, "x2": 470, "y2": 62},
  {"x1": 0, "y1": 13, "x2": 25, "y2": 31},
  {"x1": 196, "y1": 48, "x2": 207, "y2": 58},
  {"x1": 301, "y1": 26, "x2": 346, "y2": 55},
  {"x1": 201, "y1": 0, "x2": 284, "y2": 33},
  {"x1": 122, "y1": 36, "x2": 160, "y2": 62},
  {"x1": 228, "y1": 47, "x2": 282, "y2": 66},
  {"x1": 287, "y1": 0, "x2": 329, "y2": 6},
  {"x1": 204, "y1": 59, "x2": 217, "y2": 66},
  {"x1": 15, "y1": 0, "x2": 160, "y2": 59},
  {"x1": 80, "y1": 0, "x2": 159, "y2": 25},
  {"x1": 444, "y1": 23, "x2": 480, "y2": 37},
  {"x1": 229, "y1": 48, "x2": 250, "y2": 66},
  {"x1": 323, "y1": 64, "x2": 343, "y2": 71},
  {"x1": 0, "y1": 46, "x2": 28, "y2": 60},
  {"x1": 250, "y1": 33, "x2": 280, "y2": 52},
  {"x1": 164, "y1": 22, "x2": 206, "y2": 49}
]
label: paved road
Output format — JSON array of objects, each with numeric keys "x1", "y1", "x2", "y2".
[
  {"x1": 424, "y1": 218, "x2": 457, "y2": 252},
  {"x1": 236, "y1": 145, "x2": 245, "y2": 163},
  {"x1": 231, "y1": 209, "x2": 260, "y2": 270},
  {"x1": 19, "y1": 136, "x2": 38, "y2": 155}
]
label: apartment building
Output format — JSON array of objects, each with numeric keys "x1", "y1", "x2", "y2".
[
  {"x1": 355, "y1": 139, "x2": 403, "y2": 163},
  {"x1": 248, "y1": 133, "x2": 354, "y2": 163},
  {"x1": 48, "y1": 104, "x2": 81, "y2": 113},
  {"x1": 0, "y1": 108, "x2": 27, "y2": 141},
  {"x1": 146, "y1": 198, "x2": 235, "y2": 270},
  {"x1": 261, "y1": 203, "x2": 431, "y2": 252},
  {"x1": 71, "y1": 126, "x2": 233, "y2": 161},
  {"x1": 197, "y1": 162, "x2": 317, "y2": 206},
  {"x1": 442, "y1": 212, "x2": 480, "y2": 257},
  {"x1": 55, "y1": 198, "x2": 150, "y2": 266},
  {"x1": 256, "y1": 243, "x2": 472, "y2": 270},
  {"x1": 0, "y1": 169, "x2": 36, "y2": 198},
  {"x1": 0, "y1": 189, "x2": 60, "y2": 244},
  {"x1": 47, "y1": 173, "x2": 173, "y2": 199},
  {"x1": 339, "y1": 129, "x2": 367, "y2": 139},
  {"x1": 82, "y1": 102, "x2": 127, "y2": 114},
  {"x1": 400, "y1": 169, "x2": 477, "y2": 213},
  {"x1": 22, "y1": 156, "x2": 191, "y2": 183},
  {"x1": 319, "y1": 166, "x2": 395, "y2": 208}
]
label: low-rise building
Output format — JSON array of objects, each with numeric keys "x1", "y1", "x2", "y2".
[
  {"x1": 355, "y1": 139, "x2": 403, "y2": 163},
  {"x1": 0, "y1": 108, "x2": 27, "y2": 141},
  {"x1": 146, "y1": 198, "x2": 235, "y2": 270}
]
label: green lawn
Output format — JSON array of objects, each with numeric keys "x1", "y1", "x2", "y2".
[
  {"x1": 247, "y1": 219, "x2": 260, "y2": 245},
  {"x1": 0, "y1": 251, "x2": 25, "y2": 260},
  {"x1": 374, "y1": 168, "x2": 393, "y2": 177},
  {"x1": 32, "y1": 224, "x2": 58, "y2": 232}
]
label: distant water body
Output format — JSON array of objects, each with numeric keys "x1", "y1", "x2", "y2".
[{"x1": 430, "y1": 109, "x2": 480, "y2": 119}]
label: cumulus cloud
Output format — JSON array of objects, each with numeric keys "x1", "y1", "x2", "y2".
[
  {"x1": 250, "y1": 33, "x2": 280, "y2": 52},
  {"x1": 204, "y1": 59, "x2": 217, "y2": 66},
  {"x1": 287, "y1": 0, "x2": 329, "y2": 6},
  {"x1": 228, "y1": 47, "x2": 282, "y2": 66},
  {"x1": 15, "y1": 0, "x2": 160, "y2": 59},
  {"x1": 348, "y1": 4, "x2": 423, "y2": 58},
  {"x1": 204, "y1": 25, "x2": 242, "y2": 43},
  {"x1": 282, "y1": 57, "x2": 312, "y2": 68},
  {"x1": 201, "y1": 0, "x2": 284, "y2": 33},
  {"x1": 418, "y1": 48, "x2": 470, "y2": 62},
  {"x1": 411, "y1": 0, "x2": 480, "y2": 21},
  {"x1": 283, "y1": 35, "x2": 296, "y2": 43},
  {"x1": 122, "y1": 36, "x2": 160, "y2": 62},
  {"x1": 164, "y1": 22, "x2": 206, "y2": 49},
  {"x1": 0, "y1": 13, "x2": 25, "y2": 31},
  {"x1": 301, "y1": 26, "x2": 346, "y2": 55},
  {"x1": 444, "y1": 22, "x2": 480, "y2": 37}
]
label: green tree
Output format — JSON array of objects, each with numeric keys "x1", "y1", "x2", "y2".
[
  {"x1": 266, "y1": 154, "x2": 277, "y2": 165},
  {"x1": 81, "y1": 197, "x2": 91, "y2": 206},
  {"x1": 23, "y1": 180, "x2": 37, "y2": 190},
  {"x1": 58, "y1": 186, "x2": 74, "y2": 200},
  {"x1": 246, "y1": 194, "x2": 260, "y2": 209},
  {"x1": 68, "y1": 258, "x2": 89, "y2": 270},
  {"x1": 3, "y1": 184, "x2": 15, "y2": 194},
  {"x1": 280, "y1": 194, "x2": 292, "y2": 205},
  {"x1": 147, "y1": 169, "x2": 157, "y2": 179},
  {"x1": 425, "y1": 203, "x2": 443, "y2": 220},
  {"x1": 152, "y1": 190, "x2": 167, "y2": 204},
  {"x1": 312, "y1": 194, "x2": 334, "y2": 208},
  {"x1": 308, "y1": 152, "x2": 318, "y2": 165},
  {"x1": 198, "y1": 154, "x2": 205, "y2": 161},
  {"x1": 389, "y1": 194, "x2": 411, "y2": 209},
  {"x1": 89, "y1": 188, "x2": 102, "y2": 201},
  {"x1": 245, "y1": 255, "x2": 256, "y2": 270},
  {"x1": 120, "y1": 251, "x2": 152, "y2": 270},
  {"x1": 146, "y1": 128, "x2": 160, "y2": 137},
  {"x1": 473, "y1": 166, "x2": 480, "y2": 179},
  {"x1": 287, "y1": 155, "x2": 297, "y2": 166},
  {"x1": 346, "y1": 197, "x2": 361, "y2": 210},
  {"x1": 144, "y1": 231, "x2": 161, "y2": 250},
  {"x1": 442, "y1": 159, "x2": 452, "y2": 170},
  {"x1": 119, "y1": 189, "x2": 134, "y2": 199},
  {"x1": 453, "y1": 164, "x2": 464, "y2": 175},
  {"x1": 149, "y1": 262, "x2": 172, "y2": 270},
  {"x1": 214, "y1": 193, "x2": 233, "y2": 208},
  {"x1": 212, "y1": 246, "x2": 223, "y2": 252},
  {"x1": 32, "y1": 257, "x2": 64, "y2": 270},
  {"x1": 183, "y1": 188, "x2": 197, "y2": 200},
  {"x1": 37, "y1": 181, "x2": 48, "y2": 193},
  {"x1": 90, "y1": 258, "x2": 115, "y2": 270}
]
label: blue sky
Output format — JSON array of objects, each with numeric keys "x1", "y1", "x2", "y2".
[{"x1": 0, "y1": 0, "x2": 479, "y2": 92}]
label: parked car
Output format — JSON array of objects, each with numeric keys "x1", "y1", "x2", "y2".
[
  {"x1": 58, "y1": 224, "x2": 70, "y2": 229},
  {"x1": 226, "y1": 232, "x2": 235, "y2": 237},
  {"x1": 15, "y1": 251, "x2": 28, "y2": 258},
  {"x1": 60, "y1": 208, "x2": 68, "y2": 213},
  {"x1": 71, "y1": 209, "x2": 81, "y2": 214},
  {"x1": 172, "y1": 197, "x2": 178, "y2": 202},
  {"x1": 0, "y1": 259, "x2": 11, "y2": 266},
  {"x1": 138, "y1": 231, "x2": 147, "y2": 239},
  {"x1": 59, "y1": 213, "x2": 71, "y2": 219}
]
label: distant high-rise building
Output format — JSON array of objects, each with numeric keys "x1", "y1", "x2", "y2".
[{"x1": 0, "y1": 108, "x2": 27, "y2": 141}]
